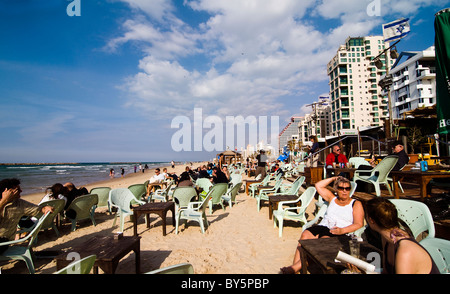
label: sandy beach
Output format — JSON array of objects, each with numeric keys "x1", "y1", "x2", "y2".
[{"x1": 1, "y1": 162, "x2": 317, "y2": 274}]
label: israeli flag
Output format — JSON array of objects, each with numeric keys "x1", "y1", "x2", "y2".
[{"x1": 383, "y1": 18, "x2": 410, "y2": 42}]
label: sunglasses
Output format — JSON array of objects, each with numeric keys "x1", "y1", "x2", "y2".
[{"x1": 337, "y1": 186, "x2": 351, "y2": 191}]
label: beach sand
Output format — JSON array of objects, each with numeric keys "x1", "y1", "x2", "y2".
[{"x1": 1, "y1": 162, "x2": 317, "y2": 274}]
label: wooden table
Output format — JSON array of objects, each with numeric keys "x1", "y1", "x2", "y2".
[
  {"x1": 133, "y1": 201, "x2": 175, "y2": 236},
  {"x1": 55, "y1": 235, "x2": 141, "y2": 274},
  {"x1": 268, "y1": 194, "x2": 299, "y2": 219},
  {"x1": 244, "y1": 179, "x2": 262, "y2": 195},
  {"x1": 325, "y1": 167, "x2": 357, "y2": 179},
  {"x1": 390, "y1": 170, "x2": 450, "y2": 201},
  {"x1": 299, "y1": 235, "x2": 381, "y2": 274}
]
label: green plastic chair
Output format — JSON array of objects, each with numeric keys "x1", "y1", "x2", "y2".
[
  {"x1": 348, "y1": 157, "x2": 371, "y2": 168},
  {"x1": 89, "y1": 187, "x2": 111, "y2": 211},
  {"x1": 221, "y1": 182, "x2": 243, "y2": 208},
  {"x1": 419, "y1": 237, "x2": 450, "y2": 274},
  {"x1": 249, "y1": 174, "x2": 271, "y2": 198},
  {"x1": 66, "y1": 194, "x2": 99, "y2": 232},
  {"x1": 273, "y1": 187, "x2": 316, "y2": 237},
  {"x1": 172, "y1": 187, "x2": 198, "y2": 211},
  {"x1": 18, "y1": 199, "x2": 66, "y2": 239},
  {"x1": 128, "y1": 184, "x2": 147, "y2": 203},
  {"x1": 274, "y1": 176, "x2": 305, "y2": 197},
  {"x1": 0, "y1": 212, "x2": 51, "y2": 274},
  {"x1": 175, "y1": 194, "x2": 212, "y2": 234},
  {"x1": 390, "y1": 199, "x2": 435, "y2": 241},
  {"x1": 195, "y1": 178, "x2": 213, "y2": 197},
  {"x1": 206, "y1": 183, "x2": 229, "y2": 214},
  {"x1": 256, "y1": 177, "x2": 283, "y2": 212},
  {"x1": 146, "y1": 262, "x2": 194, "y2": 274},
  {"x1": 54, "y1": 254, "x2": 96, "y2": 274},
  {"x1": 109, "y1": 188, "x2": 146, "y2": 232},
  {"x1": 148, "y1": 181, "x2": 174, "y2": 202},
  {"x1": 35, "y1": 199, "x2": 65, "y2": 237},
  {"x1": 353, "y1": 155, "x2": 398, "y2": 196}
]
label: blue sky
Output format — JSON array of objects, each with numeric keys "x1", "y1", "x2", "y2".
[{"x1": 0, "y1": 0, "x2": 448, "y2": 163}]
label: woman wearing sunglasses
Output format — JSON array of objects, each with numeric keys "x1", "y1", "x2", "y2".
[{"x1": 280, "y1": 176, "x2": 364, "y2": 274}]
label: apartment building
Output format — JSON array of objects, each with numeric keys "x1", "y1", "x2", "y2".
[
  {"x1": 387, "y1": 46, "x2": 436, "y2": 119},
  {"x1": 278, "y1": 116, "x2": 302, "y2": 152},
  {"x1": 298, "y1": 96, "x2": 331, "y2": 143},
  {"x1": 327, "y1": 36, "x2": 395, "y2": 136}
]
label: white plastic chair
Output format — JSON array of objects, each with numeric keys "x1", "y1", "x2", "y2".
[{"x1": 273, "y1": 187, "x2": 316, "y2": 237}]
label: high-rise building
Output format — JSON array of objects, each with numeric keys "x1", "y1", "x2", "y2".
[
  {"x1": 386, "y1": 46, "x2": 436, "y2": 119},
  {"x1": 298, "y1": 96, "x2": 331, "y2": 143},
  {"x1": 278, "y1": 117, "x2": 302, "y2": 153},
  {"x1": 327, "y1": 36, "x2": 395, "y2": 135}
]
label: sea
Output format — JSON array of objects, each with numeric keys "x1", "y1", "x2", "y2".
[{"x1": 0, "y1": 162, "x2": 170, "y2": 196}]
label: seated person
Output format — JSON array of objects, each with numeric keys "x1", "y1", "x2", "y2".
[
  {"x1": 162, "y1": 167, "x2": 178, "y2": 183},
  {"x1": 274, "y1": 163, "x2": 285, "y2": 177},
  {"x1": 325, "y1": 145, "x2": 348, "y2": 168},
  {"x1": 357, "y1": 141, "x2": 409, "y2": 176},
  {"x1": 0, "y1": 178, "x2": 53, "y2": 252},
  {"x1": 365, "y1": 197, "x2": 440, "y2": 274},
  {"x1": 39, "y1": 183, "x2": 68, "y2": 205},
  {"x1": 63, "y1": 182, "x2": 88, "y2": 208},
  {"x1": 197, "y1": 165, "x2": 210, "y2": 179},
  {"x1": 211, "y1": 167, "x2": 229, "y2": 184},
  {"x1": 177, "y1": 172, "x2": 193, "y2": 187},
  {"x1": 280, "y1": 176, "x2": 364, "y2": 274},
  {"x1": 325, "y1": 145, "x2": 349, "y2": 178},
  {"x1": 63, "y1": 182, "x2": 88, "y2": 219},
  {"x1": 146, "y1": 168, "x2": 166, "y2": 195}
]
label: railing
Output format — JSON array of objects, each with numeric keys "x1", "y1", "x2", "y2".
[{"x1": 295, "y1": 135, "x2": 388, "y2": 164}]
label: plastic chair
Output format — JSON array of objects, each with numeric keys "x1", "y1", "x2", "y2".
[
  {"x1": 222, "y1": 182, "x2": 243, "y2": 208},
  {"x1": 148, "y1": 181, "x2": 173, "y2": 202},
  {"x1": 256, "y1": 177, "x2": 283, "y2": 212},
  {"x1": 66, "y1": 194, "x2": 99, "y2": 232},
  {"x1": 0, "y1": 212, "x2": 51, "y2": 274},
  {"x1": 206, "y1": 183, "x2": 229, "y2": 214},
  {"x1": 172, "y1": 186, "x2": 198, "y2": 211},
  {"x1": 146, "y1": 263, "x2": 194, "y2": 274},
  {"x1": 275, "y1": 176, "x2": 305, "y2": 196},
  {"x1": 53, "y1": 254, "x2": 96, "y2": 274},
  {"x1": 175, "y1": 194, "x2": 212, "y2": 234},
  {"x1": 273, "y1": 187, "x2": 316, "y2": 237},
  {"x1": 353, "y1": 155, "x2": 398, "y2": 196},
  {"x1": 18, "y1": 199, "x2": 66, "y2": 239},
  {"x1": 89, "y1": 187, "x2": 111, "y2": 211},
  {"x1": 419, "y1": 237, "x2": 450, "y2": 274},
  {"x1": 390, "y1": 199, "x2": 435, "y2": 241},
  {"x1": 128, "y1": 184, "x2": 147, "y2": 203},
  {"x1": 249, "y1": 174, "x2": 271, "y2": 198},
  {"x1": 109, "y1": 188, "x2": 145, "y2": 232},
  {"x1": 195, "y1": 178, "x2": 212, "y2": 197},
  {"x1": 348, "y1": 157, "x2": 371, "y2": 168},
  {"x1": 229, "y1": 174, "x2": 242, "y2": 187}
]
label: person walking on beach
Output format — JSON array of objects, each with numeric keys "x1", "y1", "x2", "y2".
[
  {"x1": 121, "y1": 168, "x2": 125, "y2": 178},
  {"x1": 0, "y1": 178, "x2": 53, "y2": 253},
  {"x1": 109, "y1": 168, "x2": 115, "y2": 179},
  {"x1": 255, "y1": 150, "x2": 267, "y2": 179}
]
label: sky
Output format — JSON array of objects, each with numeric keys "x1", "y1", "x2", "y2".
[{"x1": 0, "y1": 0, "x2": 449, "y2": 163}]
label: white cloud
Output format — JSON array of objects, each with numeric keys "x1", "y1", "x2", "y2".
[{"x1": 112, "y1": 0, "x2": 440, "y2": 122}]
